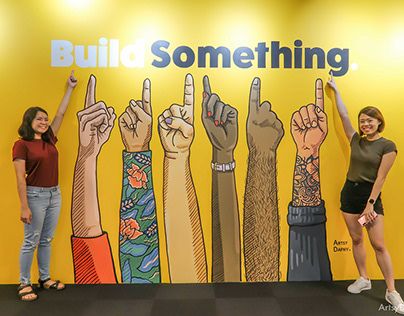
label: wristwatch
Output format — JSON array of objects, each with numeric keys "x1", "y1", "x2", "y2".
[
  {"x1": 368, "y1": 198, "x2": 375, "y2": 204},
  {"x1": 211, "y1": 161, "x2": 235, "y2": 172}
]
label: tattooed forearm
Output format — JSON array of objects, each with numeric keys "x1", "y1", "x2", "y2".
[
  {"x1": 119, "y1": 151, "x2": 160, "y2": 284},
  {"x1": 243, "y1": 146, "x2": 280, "y2": 282},
  {"x1": 292, "y1": 155, "x2": 321, "y2": 207}
]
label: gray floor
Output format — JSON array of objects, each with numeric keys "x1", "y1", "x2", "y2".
[{"x1": 2, "y1": 280, "x2": 403, "y2": 316}]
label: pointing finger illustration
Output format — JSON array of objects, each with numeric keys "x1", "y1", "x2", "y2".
[
  {"x1": 184, "y1": 73, "x2": 194, "y2": 114},
  {"x1": 85, "y1": 75, "x2": 96, "y2": 108},
  {"x1": 315, "y1": 78, "x2": 324, "y2": 111},
  {"x1": 249, "y1": 77, "x2": 261, "y2": 112},
  {"x1": 203, "y1": 75, "x2": 212, "y2": 96},
  {"x1": 142, "y1": 78, "x2": 152, "y2": 115}
]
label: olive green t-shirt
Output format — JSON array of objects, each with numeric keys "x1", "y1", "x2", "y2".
[{"x1": 347, "y1": 132, "x2": 397, "y2": 183}]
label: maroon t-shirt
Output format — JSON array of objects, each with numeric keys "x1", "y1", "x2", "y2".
[{"x1": 12, "y1": 128, "x2": 59, "y2": 187}]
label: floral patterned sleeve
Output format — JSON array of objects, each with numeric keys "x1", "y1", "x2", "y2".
[{"x1": 119, "y1": 150, "x2": 160, "y2": 283}]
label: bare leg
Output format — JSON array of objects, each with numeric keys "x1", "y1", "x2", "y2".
[
  {"x1": 342, "y1": 212, "x2": 368, "y2": 279},
  {"x1": 366, "y1": 215, "x2": 395, "y2": 291}
]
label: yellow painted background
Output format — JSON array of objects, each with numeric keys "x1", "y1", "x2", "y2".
[{"x1": 1, "y1": 0, "x2": 404, "y2": 283}]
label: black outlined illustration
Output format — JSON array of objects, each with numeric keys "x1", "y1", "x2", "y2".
[
  {"x1": 71, "y1": 74, "x2": 117, "y2": 283},
  {"x1": 118, "y1": 79, "x2": 160, "y2": 283},
  {"x1": 71, "y1": 75, "x2": 160, "y2": 284},
  {"x1": 287, "y1": 78, "x2": 332, "y2": 281},
  {"x1": 243, "y1": 77, "x2": 284, "y2": 282},
  {"x1": 201, "y1": 75, "x2": 241, "y2": 282},
  {"x1": 158, "y1": 74, "x2": 208, "y2": 283}
]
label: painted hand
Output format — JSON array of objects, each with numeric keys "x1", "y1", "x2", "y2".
[
  {"x1": 247, "y1": 77, "x2": 284, "y2": 154},
  {"x1": 291, "y1": 79, "x2": 327, "y2": 158},
  {"x1": 158, "y1": 74, "x2": 194, "y2": 156},
  {"x1": 201, "y1": 75, "x2": 238, "y2": 155},
  {"x1": 119, "y1": 79, "x2": 152, "y2": 152},
  {"x1": 77, "y1": 75, "x2": 116, "y2": 157}
]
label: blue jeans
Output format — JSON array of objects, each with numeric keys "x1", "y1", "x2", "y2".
[{"x1": 20, "y1": 186, "x2": 61, "y2": 285}]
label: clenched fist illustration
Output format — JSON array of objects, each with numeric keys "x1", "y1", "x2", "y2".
[
  {"x1": 201, "y1": 75, "x2": 238, "y2": 157},
  {"x1": 77, "y1": 75, "x2": 116, "y2": 157},
  {"x1": 119, "y1": 79, "x2": 152, "y2": 152},
  {"x1": 158, "y1": 74, "x2": 195, "y2": 155},
  {"x1": 290, "y1": 79, "x2": 327, "y2": 158}
]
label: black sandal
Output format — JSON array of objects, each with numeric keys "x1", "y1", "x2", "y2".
[
  {"x1": 38, "y1": 278, "x2": 65, "y2": 291},
  {"x1": 17, "y1": 284, "x2": 38, "y2": 302}
]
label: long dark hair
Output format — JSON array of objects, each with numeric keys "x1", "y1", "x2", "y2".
[
  {"x1": 18, "y1": 107, "x2": 51, "y2": 142},
  {"x1": 358, "y1": 106, "x2": 385, "y2": 136}
]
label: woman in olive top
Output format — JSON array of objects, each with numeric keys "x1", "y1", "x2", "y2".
[
  {"x1": 13, "y1": 72, "x2": 77, "y2": 301},
  {"x1": 328, "y1": 73, "x2": 404, "y2": 314}
]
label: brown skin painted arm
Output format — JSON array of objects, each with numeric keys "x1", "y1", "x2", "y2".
[
  {"x1": 201, "y1": 75, "x2": 240, "y2": 282},
  {"x1": 243, "y1": 77, "x2": 284, "y2": 282}
]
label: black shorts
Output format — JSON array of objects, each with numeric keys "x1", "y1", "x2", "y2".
[{"x1": 340, "y1": 179, "x2": 384, "y2": 215}]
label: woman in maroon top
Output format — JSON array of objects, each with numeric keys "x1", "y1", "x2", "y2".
[{"x1": 13, "y1": 72, "x2": 77, "y2": 301}]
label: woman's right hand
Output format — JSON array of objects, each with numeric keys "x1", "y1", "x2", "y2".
[
  {"x1": 68, "y1": 70, "x2": 78, "y2": 89},
  {"x1": 327, "y1": 71, "x2": 338, "y2": 91},
  {"x1": 20, "y1": 207, "x2": 32, "y2": 224}
]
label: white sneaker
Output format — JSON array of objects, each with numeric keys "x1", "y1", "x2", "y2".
[
  {"x1": 347, "y1": 277, "x2": 372, "y2": 294},
  {"x1": 385, "y1": 290, "x2": 404, "y2": 315}
]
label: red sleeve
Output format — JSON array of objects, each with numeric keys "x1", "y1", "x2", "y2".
[
  {"x1": 71, "y1": 233, "x2": 117, "y2": 284},
  {"x1": 12, "y1": 140, "x2": 27, "y2": 161}
]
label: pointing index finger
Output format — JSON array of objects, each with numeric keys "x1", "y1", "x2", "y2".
[
  {"x1": 184, "y1": 73, "x2": 194, "y2": 110},
  {"x1": 85, "y1": 75, "x2": 96, "y2": 108},
  {"x1": 249, "y1": 77, "x2": 260, "y2": 112},
  {"x1": 142, "y1": 78, "x2": 151, "y2": 115},
  {"x1": 203, "y1": 75, "x2": 212, "y2": 95},
  {"x1": 315, "y1": 78, "x2": 324, "y2": 111}
]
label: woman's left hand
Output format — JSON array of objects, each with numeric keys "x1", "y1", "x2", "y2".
[{"x1": 67, "y1": 70, "x2": 78, "y2": 88}]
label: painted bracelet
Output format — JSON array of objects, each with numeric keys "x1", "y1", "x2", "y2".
[{"x1": 211, "y1": 161, "x2": 235, "y2": 172}]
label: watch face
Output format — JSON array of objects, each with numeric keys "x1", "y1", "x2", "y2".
[{"x1": 369, "y1": 199, "x2": 375, "y2": 204}]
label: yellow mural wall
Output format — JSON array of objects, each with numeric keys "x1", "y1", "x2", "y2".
[{"x1": 1, "y1": 0, "x2": 404, "y2": 283}]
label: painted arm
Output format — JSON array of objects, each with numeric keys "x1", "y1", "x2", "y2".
[
  {"x1": 118, "y1": 79, "x2": 160, "y2": 283},
  {"x1": 327, "y1": 72, "x2": 355, "y2": 141},
  {"x1": 287, "y1": 79, "x2": 332, "y2": 281},
  {"x1": 243, "y1": 78, "x2": 284, "y2": 282},
  {"x1": 71, "y1": 75, "x2": 117, "y2": 283},
  {"x1": 13, "y1": 159, "x2": 31, "y2": 224},
  {"x1": 201, "y1": 75, "x2": 240, "y2": 282},
  {"x1": 51, "y1": 71, "x2": 77, "y2": 136},
  {"x1": 158, "y1": 74, "x2": 207, "y2": 283},
  {"x1": 362, "y1": 151, "x2": 397, "y2": 222},
  {"x1": 291, "y1": 79, "x2": 328, "y2": 206}
]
